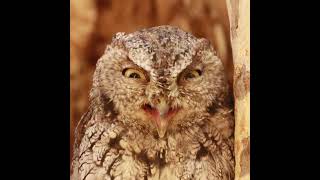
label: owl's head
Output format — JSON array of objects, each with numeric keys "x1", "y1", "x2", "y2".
[{"x1": 92, "y1": 26, "x2": 228, "y2": 138}]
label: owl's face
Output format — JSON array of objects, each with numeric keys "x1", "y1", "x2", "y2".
[{"x1": 94, "y1": 26, "x2": 227, "y2": 138}]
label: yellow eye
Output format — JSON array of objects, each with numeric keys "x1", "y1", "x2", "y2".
[
  {"x1": 184, "y1": 69, "x2": 202, "y2": 80},
  {"x1": 122, "y1": 68, "x2": 146, "y2": 80}
]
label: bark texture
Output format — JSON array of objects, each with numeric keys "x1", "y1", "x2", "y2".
[{"x1": 226, "y1": 0, "x2": 250, "y2": 179}]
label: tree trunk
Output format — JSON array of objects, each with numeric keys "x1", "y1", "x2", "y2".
[{"x1": 225, "y1": 0, "x2": 250, "y2": 179}]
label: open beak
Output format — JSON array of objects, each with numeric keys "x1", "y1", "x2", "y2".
[
  {"x1": 143, "y1": 97, "x2": 179, "y2": 138},
  {"x1": 155, "y1": 97, "x2": 170, "y2": 137}
]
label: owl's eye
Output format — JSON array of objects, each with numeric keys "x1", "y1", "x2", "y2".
[
  {"x1": 184, "y1": 69, "x2": 202, "y2": 80},
  {"x1": 122, "y1": 68, "x2": 146, "y2": 80}
]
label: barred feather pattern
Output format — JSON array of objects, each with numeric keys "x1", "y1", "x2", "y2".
[{"x1": 71, "y1": 107, "x2": 234, "y2": 180}]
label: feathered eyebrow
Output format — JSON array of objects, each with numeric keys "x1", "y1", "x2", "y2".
[
  {"x1": 176, "y1": 60, "x2": 203, "y2": 79},
  {"x1": 120, "y1": 57, "x2": 150, "y2": 81},
  {"x1": 121, "y1": 57, "x2": 145, "y2": 70},
  {"x1": 175, "y1": 59, "x2": 203, "y2": 75}
]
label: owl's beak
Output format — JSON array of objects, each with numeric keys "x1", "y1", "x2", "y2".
[
  {"x1": 156, "y1": 118, "x2": 168, "y2": 138},
  {"x1": 143, "y1": 97, "x2": 178, "y2": 138},
  {"x1": 157, "y1": 97, "x2": 170, "y2": 118},
  {"x1": 154, "y1": 97, "x2": 170, "y2": 138}
]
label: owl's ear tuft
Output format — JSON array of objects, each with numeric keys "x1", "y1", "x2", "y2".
[
  {"x1": 112, "y1": 32, "x2": 126, "y2": 41},
  {"x1": 197, "y1": 38, "x2": 213, "y2": 49},
  {"x1": 193, "y1": 38, "x2": 217, "y2": 60}
]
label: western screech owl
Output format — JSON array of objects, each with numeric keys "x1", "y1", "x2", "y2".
[{"x1": 71, "y1": 25, "x2": 234, "y2": 180}]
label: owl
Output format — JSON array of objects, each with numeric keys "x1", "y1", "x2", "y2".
[{"x1": 71, "y1": 25, "x2": 234, "y2": 180}]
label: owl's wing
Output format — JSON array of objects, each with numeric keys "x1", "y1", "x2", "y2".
[
  {"x1": 73, "y1": 105, "x2": 94, "y2": 152},
  {"x1": 73, "y1": 89, "x2": 117, "y2": 156},
  {"x1": 71, "y1": 98, "x2": 132, "y2": 180},
  {"x1": 71, "y1": 105, "x2": 94, "y2": 179}
]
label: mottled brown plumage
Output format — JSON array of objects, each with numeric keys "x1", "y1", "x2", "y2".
[{"x1": 71, "y1": 25, "x2": 234, "y2": 180}]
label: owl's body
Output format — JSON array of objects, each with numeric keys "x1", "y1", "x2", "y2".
[{"x1": 71, "y1": 26, "x2": 234, "y2": 180}]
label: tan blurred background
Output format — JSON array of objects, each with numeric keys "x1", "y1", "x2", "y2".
[{"x1": 70, "y1": 0, "x2": 233, "y2": 161}]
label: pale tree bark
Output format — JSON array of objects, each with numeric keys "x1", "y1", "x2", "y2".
[{"x1": 225, "y1": 0, "x2": 250, "y2": 179}]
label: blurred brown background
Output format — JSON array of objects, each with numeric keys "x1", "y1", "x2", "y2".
[{"x1": 70, "y1": 0, "x2": 233, "y2": 161}]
